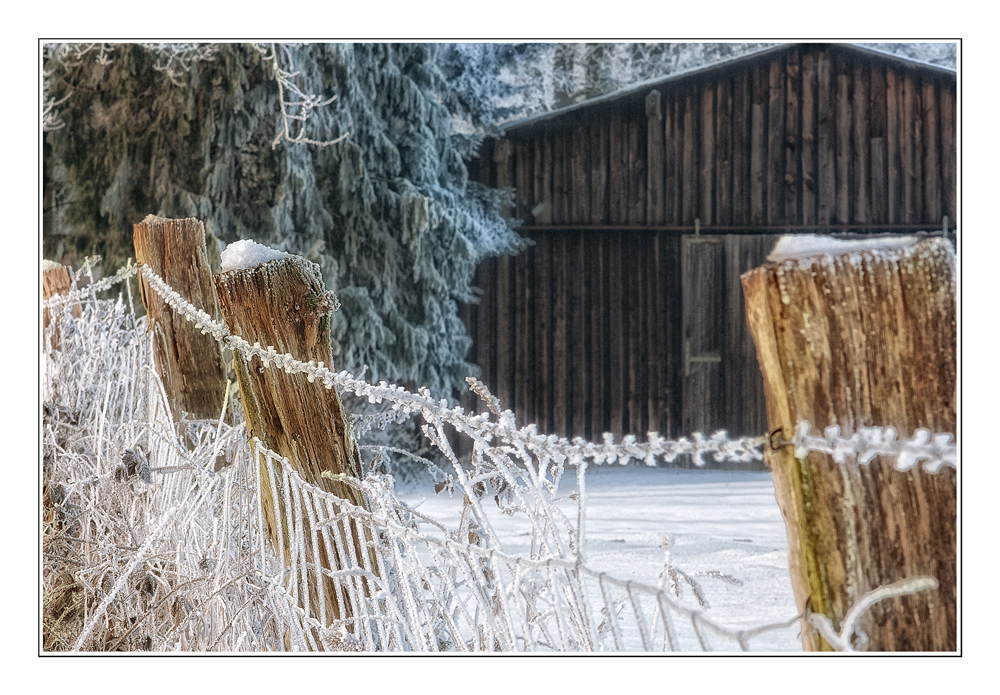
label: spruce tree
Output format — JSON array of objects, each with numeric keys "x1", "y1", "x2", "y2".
[{"x1": 43, "y1": 43, "x2": 523, "y2": 395}]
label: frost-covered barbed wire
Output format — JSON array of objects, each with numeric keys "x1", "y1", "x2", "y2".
[
  {"x1": 123, "y1": 262, "x2": 957, "y2": 472},
  {"x1": 116, "y1": 265, "x2": 765, "y2": 468},
  {"x1": 787, "y1": 421, "x2": 957, "y2": 473},
  {"x1": 41, "y1": 260, "x2": 139, "y2": 308},
  {"x1": 42, "y1": 260, "x2": 959, "y2": 473}
]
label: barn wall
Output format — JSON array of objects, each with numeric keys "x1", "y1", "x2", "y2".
[
  {"x1": 462, "y1": 231, "x2": 779, "y2": 442},
  {"x1": 460, "y1": 44, "x2": 956, "y2": 445},
  {"x1": 463, "y1": 230, "x2": 680, "y2": 441},
  {"x1": 501, "y1": 44, "x2": 956, "y2": 231}
]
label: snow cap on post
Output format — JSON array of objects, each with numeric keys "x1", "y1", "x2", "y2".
[
  {"x1": 220, "y1": 239, "x2": 290, "y2": 272},
  {"x1": 766, "y1": 234, "x2": 920, "y2": 263}
]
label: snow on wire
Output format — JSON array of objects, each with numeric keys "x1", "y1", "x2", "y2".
[{"x1": 787, "y1": 420, "x2": 957, "y2": 474}]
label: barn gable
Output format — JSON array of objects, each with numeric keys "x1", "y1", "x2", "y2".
[{"x1": 460, "y1": 43, "x2": 957, "y2": 447}]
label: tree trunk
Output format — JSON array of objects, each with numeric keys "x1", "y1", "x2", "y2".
[
  {"x1": 741, "y1": 237, "x2": 956, "y2": 651},
  {"x1": 213, "y1": 256, "x2": 373, "y2": 632},
  {"x1": 133, "y1": 216, "x2": 227, "y2": 421}
]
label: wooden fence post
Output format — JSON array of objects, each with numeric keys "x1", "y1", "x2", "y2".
[
  {"x1": 214, "y1": 254, "x2": 373, "y2": 632},
  {"x1": 133, "y1": 216, "x2": 228, "y2": 422},
  {"x1": 741, "y1": 237, "x2": 956, "y2": 651},
  {"x1": 42, "y1": 261, "x2": 80, "y2": 346}
]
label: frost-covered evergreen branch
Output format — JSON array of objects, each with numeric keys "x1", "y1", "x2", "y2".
[
  {"x1": 42, "y1": 82, "x2": 71, "y2": 132},
  {"x1": 44, "y1": 43, "x2": 521, "y2": 394}
]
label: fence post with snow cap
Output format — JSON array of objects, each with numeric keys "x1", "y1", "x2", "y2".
[
  {"x1": 212, "y1": 241, "x2": 375, "y2": 638},
  {"x1": 741, "y1": 235, "x2": 956, "y2": 651},
  {"x1": 133, "y1": 215, "x2": 228, "y2": 421}
]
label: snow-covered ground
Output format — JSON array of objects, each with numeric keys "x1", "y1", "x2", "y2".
[{"x1": 397, "y1": 465, "x2": 802, "y2": 652}]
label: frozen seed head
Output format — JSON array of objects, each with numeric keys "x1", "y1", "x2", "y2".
[{"x1": 220, "y1": 239, "x2": 290, "y2": 272}]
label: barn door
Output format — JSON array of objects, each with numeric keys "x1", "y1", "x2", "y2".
[{"x1": 681, "y1": 235, "x2": 724, "y2": 435}]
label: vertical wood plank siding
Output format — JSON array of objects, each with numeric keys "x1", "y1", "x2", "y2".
[
  {"x1": 463, "y1": 44, "x2": 956, "y2": 443},
  {"x1": 750, "y1": 66, "x2": 767, "y2": 225},
  {"x1": 767, "y1": 57, "x2": 786, "y2": 224},
  {"x1": 716, "y1": 79, "x2": 733, "y2": 227},
  {"x1": 869, "y1": 64, "x2": 888, "y2": 222},
  {"x1": 852, "y1": 63, "x2": 870, "y2": 224},
  {"x1": 784, "y1": 48, "x2": 801, "y2": 225},
  {"x1": 817, "y1": 48, "x2": 835, "y2": 224},
  {"x1": 801, "y1": 51, "x2": 817, "y2": 224}
]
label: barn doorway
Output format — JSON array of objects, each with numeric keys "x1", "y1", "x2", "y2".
[{"x1": 681, "y1": 233, "x2": 777, "y2": 439}]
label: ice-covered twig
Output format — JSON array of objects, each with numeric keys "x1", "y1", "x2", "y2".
[
  {"x1": 71, "y1": 506, "x2": 179, "y2": 651},
  {"x1": 260, "y1": 43, "x2": 349, "y2": 149},
  {"x1": 806, "y1": 576, "x2": 939, "y2": 651},
  {"x1": 142, "y1": 43, "x2": 219, "y2": 87}
]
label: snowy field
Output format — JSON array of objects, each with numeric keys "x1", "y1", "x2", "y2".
[{"x1": 397, "y1": 465, "x2": 802, "y2": 652}]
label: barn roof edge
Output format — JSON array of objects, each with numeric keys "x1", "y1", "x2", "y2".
[{"x1": 498, "y1": 42, "x2": 957, "y2": 133}]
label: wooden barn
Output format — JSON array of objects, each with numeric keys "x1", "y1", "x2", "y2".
[{"x1": 460, "y1": 43, "x2": 957, "y2": 444}]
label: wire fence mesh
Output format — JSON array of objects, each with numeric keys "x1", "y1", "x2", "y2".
[{"x1": 40, "y1": 262, "x2": 955, "y2": 651}]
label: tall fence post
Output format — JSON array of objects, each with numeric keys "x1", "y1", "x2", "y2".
[
  {"x1": 133, "y1": 215, "x2": 227, "y2": 421},
  {"x1": 741, "y1": 237, "x2": 956, "y2": 651},
  {"x1": 214, "y1": 253, "x2": 373, "y2": 635}
]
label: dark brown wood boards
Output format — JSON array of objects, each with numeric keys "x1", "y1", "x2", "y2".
[
  {"x1": 214, "y1": 256, "x2": 373, "y2": 630},
  {"x1": 741, "y1": 239, "x2": 956, "y2": 651},
  {"x1": 133, "y1": 216, "x2": 227, "y2": 421},
  {"x1": 463, "y1": 44, "x2": 956, "y2": 447},
  {"x1": 465, "y1": 228, "x2": 773, "y2": 449},
  {"x1": 498, "y1": 45, "x2": 954, "y2": 232}
]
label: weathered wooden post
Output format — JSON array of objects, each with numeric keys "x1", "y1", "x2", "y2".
[
  {"x1": 742, "y1": 236, "x2": 956, "y2": 651},
  {"x1": 133, "y1": 215, "x2": 227, "y2": 421},
  {"x1": 213, "y1": 244, "x2": 373, "y2": 633},
  {"x1": 42, "y1": 261, "x2": 79, "y2": 346}
]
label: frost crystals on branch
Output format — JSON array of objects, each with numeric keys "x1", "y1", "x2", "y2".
[
  {"x1": 256, "y1": 43, "x2": 349, "y2": 149},
  {"x1": 142, "y1": 43, "x2": 220, "y2": 87}
]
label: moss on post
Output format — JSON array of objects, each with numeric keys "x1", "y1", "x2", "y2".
[{"x1": 741, "y1": 238, "x2": 956, "y2": 651}]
